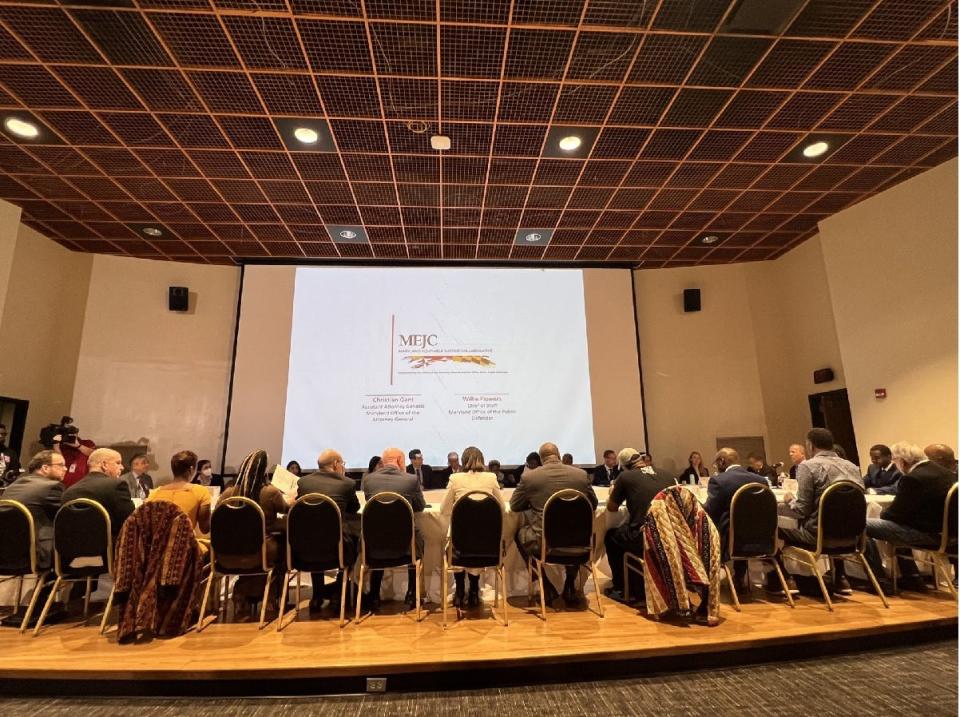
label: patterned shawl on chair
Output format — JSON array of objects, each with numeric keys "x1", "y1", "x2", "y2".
[{"x1": 642, "y1": 485, "x2": 721, "y2": 622}]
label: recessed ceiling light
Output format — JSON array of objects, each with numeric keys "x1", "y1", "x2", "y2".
[
  {"x1": 338, "y1": 229, "x2": 357, "y2": 240},
  {"x1": 5, "y1": 117, "x2": 39, "y2": 139},
  {"x1": 700, "y1": 234, "x2": 720, "y2": 245},
  {"x1": 524, "y1": 232, "x2": 542, "y2": 242},
  {"x1": 430, "y1": 135, "x2": 451, "y2": 150},
  {"x1": 142, "y1": 227, "x2": 162, "y2": 237},
  {"x1": 802, "y1": 141, "x2": 829, "y2": 158},
  {"x1": 558, "y1": 135, "x2": 582, "y2": 151},
  {"x1": 293, "y1": 126, "x2": 319, "y2": 144}
]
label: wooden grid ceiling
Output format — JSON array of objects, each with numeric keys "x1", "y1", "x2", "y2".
[{"x1": 0, "y1": 0, "x2": 955, "y2": 268}]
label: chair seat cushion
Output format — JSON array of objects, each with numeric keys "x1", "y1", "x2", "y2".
[{"x1": 543, "y1": 548, "x2": 591, "y2": 565}]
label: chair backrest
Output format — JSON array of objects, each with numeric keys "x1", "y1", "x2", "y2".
[
  {"x1": 361, "y1": 491, "x2": 414, "y2": 563},
  {"x1": 728, "y1": 482, "x2": 778, "y2": 557},
  {"x1": 940, "y1": 483, "x2": 958, "y2": 552},
  {"x1": 542, "y1": 488, "x2": 594, "y2": 559},
  {"x1": 287, "y1": 493, "x2": 344, "y2": 572},
  {"x1": 210, "y1": 495, "x2": 268, "y2": 572},
  {"x1": 450, "y1": 491, "x2": 503, "y2": 564},
  {"x1": 817, "y1": 481, "x2": 867, "y2": 553},
  {"x1": 0, "y1": 499, "x2": 36, "y2": 575},
  {"x1": 54, "y1": 498, "x2": 113, "y2": 577}
]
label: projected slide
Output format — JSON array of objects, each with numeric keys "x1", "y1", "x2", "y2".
[{"x1": 281, "y1": 267, "x2": 596, "y2": 466}]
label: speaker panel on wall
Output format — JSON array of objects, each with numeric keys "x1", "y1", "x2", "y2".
[
  {"x1": 168, "y1": 286, "x2": 189, "y2": 312},
  {"x1": 683, "y1": 288, "x2": 701, "y2": 313}
]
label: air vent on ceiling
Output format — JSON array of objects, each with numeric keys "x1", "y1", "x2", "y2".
[{"x1": 720, "y1": 0, "x2": 805, "y2": 35}]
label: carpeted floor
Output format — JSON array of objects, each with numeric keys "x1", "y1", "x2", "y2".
[{"x1": 0, "y1": 640, "x2": 955, "y2": 716}]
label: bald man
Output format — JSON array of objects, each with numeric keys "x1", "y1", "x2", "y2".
[
  {"x1": 61, "y1": 448, "x2": 134, "y2": 537},
  {"x1": 925, "y1": 444, "x2": 958, "y2": 474},
  {"x1": 298, "y1": 449, "x2": 361, "y2": 611},
  {"x1": 787, "y1": 443, "x2": 806, "y2": 480},
  {"x1": 360, "y1": 447, "x2": 425, "y2": 611}
]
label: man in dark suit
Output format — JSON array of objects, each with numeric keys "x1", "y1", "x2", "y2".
[
  {"x1": 604, "y1": 448, "x2": 675, "y2": 602},
  {"x1": 361, "y1": 447, "x2": 425, "y2": 610},
  {"x1": 510, "y1": 442, "x2": 597, "y2": 606},
  {"x1": 432, "y1": 451, "x2": 460, "y2": 490},
  {"x1": 864, "y1": 444, "x2": 902, "y2": 494},
  {"x1": 704, "y1": 448, "x2": 768, "y2": 591},
  {"x1": 925, "y1": 443, "x2": 958, "y2": 475},
  {"x1": 3, "y1": 449, "x2": 67, "y2": 570},
  {"x1": 592, "y1": 449, "x2": 621, "y2": 486},
  {"x1": 298, "y1": 449, "x2": 361, "y2": 610},
  {"x1": 405, "y1": 448, "x2": 435, "y2": 490},
  {"x1": 61, "y1": 448, "x2": 134, "y2": 537},
  {"x1": 866, "y1": 442, "x2": 957, "y2": 591},
  {"x1": 119, "y1": 453, "x2": 154, "y2": 500}
]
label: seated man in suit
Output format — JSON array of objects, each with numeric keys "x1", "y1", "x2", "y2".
[
  {"x1": 433, "y1": 451, "x2": 461, "y2": 489},
  {"x1": 787, "y1": 443, "x2": 806, "y2": 480},
  {"x1": 704, "y1": 448, "x2": 768, "y2": 593},
  {"x1": 864, "y1": 444, "x2": 902, "y2": 495},
  {"x1": 746, "y1": 452, "x2": 778, "y2": 486},
  {"x1": 592, "y1": 449, "x2": 621, "y2": 486},
  {"x1": 768, "y1": 428, "x2": 863, "y2": 597},
  {"x1": 864, "y1": 442, "x2": 956, "y2": 592},
  {"x1": 604, "y1": 448, "x2": 675, "y2": 602},
  {"x1": 61, "y1": 448, "x2": 135, "y2": 537},
  {"x1": 925, "y1": 444, "x2": 958, "y2": 475},
  {"x1": 360, "y1": 447, "x2": 425, "y2": 611},
  {"x1": 405, "y1": 448, "x2": 434, "y2": 490},
  {"x1": 510, "y1": 442, "x2": 597, "y2": 606},
  {"x1": 298, "y1": 449, "x2": 361, "y2": 610},
  {"x1": 119, "y1": 453, "x2": 154, "y2": 500}
]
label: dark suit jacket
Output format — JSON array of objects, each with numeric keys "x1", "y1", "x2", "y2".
[
  {"x1": 298, "y1": 470, "x2": 361, "y2": 535},
  {"x1": 433, "y1": 466, "x2": 454, "y2": 490},
  {"x1": 361, "y1": 466, "x2": 425, "y2": 512},
  {"x1": 510, "y1": 458, "x2": 597, "y2": 551},
  {"x1": 881, "y1": 461, "x2": 956, "y2": 535},
  {"x1": 2, "y1": 473, "x2": 65, "y2": 568},
  {"x1": 61, "y1": 471, "x2": 135, "y2": 537},
  {"x1": 703, "y1": 466, "x2": 767, "y2": 541},
  {"x1": 406, "y1": 463, "x2": 437, "y2": 489},
  {"x1": 864, "y1": 463, "x2": 903, "y2": 495},
  {"x1": 592, "y1": 463, "x2": 621, "y2": 487},
  {"x1": 120, "y1": 471, "x2": 154, "y2": 500}
]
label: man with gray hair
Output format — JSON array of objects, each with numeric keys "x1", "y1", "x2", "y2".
[
  {"x1": 61, "y1": 448, "x2": 135, "y2": 537},
  {"x1": 864, "y1": 441, "x2": 956, "y2": 592},
  {"x1": 119, "y1": 453, "x2": 153, "y2": 500}
]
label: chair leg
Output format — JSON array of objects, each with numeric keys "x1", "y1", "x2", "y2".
[
  {"x1": 339, "y1": 568, "x2": 348, "y2": 628},
  {"x1": 296, "y1": 572, "x2": 302, "y2": 619},
  {"x1": 769, "y1": 558, "x2": 795, "y2": 608},
  {"x1": 536, "y1": 562, "x2": 547, "y2": 621},
  {"x1": 809, "y1": 558, "x2": 833, "y2": 612},
  {"x1": 590, "y1": 560, "x2": 604, "y2": 618},
  {"x1": 623, "y1": 554, "x2": 630, "y2": 603},
  {"x1": 83, "y1": 576, "x2": 92, "y2": 621},
  {"x1": 32, "y1": 577, "x2": 61, "y2": 637},
  {"x1": 258, "y1": 569, "x2": 273, "y2": 629},
  {"x1": 99, "y1": 586, "x2": 115, "y2": 636},
  {"x1": 276, "y1": 571, "x2": 292, "y2": 633},
  {"x1": 196, "y1": 570, "x2": 216, "y2": 632},
  {"x1": 725, "y1": 561, "x2": 741, "y2": 612},
  {"x1": 500, "y1": 567, "x2": 509, "y2": 627},
  {"x1": 857, "y1": 552, "x2": 890, "y2": 609},
  {"x1": 354, "y1": 564, "x2": 365, "y2": 625},
  {"x1": 20, "y1": 574, "x2": 47, "y2": 636},
  {"x1": 15, "y1": 576, "x2": 23, "y2": 611},
  {"x1": 527, "y1": 560, "x2": 533, "y2": 606},
  {"x1": 441, "y1": 557, "x2": 448, "y2": 629},
  {"x1": 415, "y1": 561, "x2": 423, "y2": 622}
]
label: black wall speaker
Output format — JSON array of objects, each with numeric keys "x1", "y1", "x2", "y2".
[
  {"x1": 813, "y1": 368, "x2": 835, "y2": 384},
  {"x1": 168, "y1": 286, "x2": 189, "y2": 312},
  {"x1": 683, "y1": 288, "x2": 701, "y2": 313}
]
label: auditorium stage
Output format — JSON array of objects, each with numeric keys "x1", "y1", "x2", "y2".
[{"x1": 0, "y1": 588, "x2": 954, "y2": 695}]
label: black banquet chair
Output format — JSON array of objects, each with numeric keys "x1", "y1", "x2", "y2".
[
  {"x1": 197, "y1": 496, "x2": 274, "y2": 631},
  {"x1": 889, "y1": 482, "x2": 958, "y2": 595},
  {"x1": 355, "y1": 492, "x2": 423, "y2": 624},
  {"x1": 280, "y1": 493, "x2": 351, "y2": 630},
  {"x1": 34, "y1": 498, "x2": 116, "y2": 636},
  {"x1": 0, "y1": 499, "x2": 49, "y2": 634},
  {"x1": 527, "y1": 488, "x2": 604, "y2": 620},
  {"x1": 442, "y1": 490, "x2": 508, "y2": 628}
]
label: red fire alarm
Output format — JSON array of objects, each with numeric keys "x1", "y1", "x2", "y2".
[{"x1": 875, "y1": 388, "x2": 887, "y2": 399}]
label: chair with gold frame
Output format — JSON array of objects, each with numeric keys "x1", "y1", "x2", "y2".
[
  {"x1": 887, "y1": 482, "x2": 958, "y2": 596},
  {"x1": 0, "y1": 499, "x2": 50, "y2": 634}
]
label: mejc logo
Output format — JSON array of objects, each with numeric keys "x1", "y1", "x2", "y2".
[{"x1": 399, "y1": 334, "x2": 439, "y2": 348}]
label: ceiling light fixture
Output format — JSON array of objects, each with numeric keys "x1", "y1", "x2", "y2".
[
  {"x1": 700, "y1": 234, "x2": 720, "y2": 245},
  {"x1": 142, "y1": 227, "x2": 162, "y2": 237},
  {"x1": 558, "y1": 135, "x2": 582, "y2": 151},
  {"x1": 4, "y1": 117, "x2": 39, "y2": 139},
  {"x1": 430, "y1": 135, "x2": 451, "y2": 150},
  {"x1": 802, "y1": 141, "x2": 829, "y2": 158},
  {"x1": 338, "y1": 230, "x2": 357, "y2": 240},
  {"x1": 524, "y1": 232, "x2": 542, "y2": 242},
  {"x1": 293, "y1": 126, "x2": 319, "y2": 144}
]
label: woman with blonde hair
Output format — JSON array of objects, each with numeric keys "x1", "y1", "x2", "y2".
[
  {"x1": 678, "y1": 451, "x2": 710, "y2": 485},
  {"x1": 440, "y1": 446, "x2": 503, "y2": 608}
]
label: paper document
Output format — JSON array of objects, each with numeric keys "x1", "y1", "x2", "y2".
[{"x1": 271, "y1": 464, "x2": 299, "y2": 501}]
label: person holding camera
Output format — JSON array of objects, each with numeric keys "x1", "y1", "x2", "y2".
[{"x1": 47, "y1": 417, "x2": 96, "y2": 488}]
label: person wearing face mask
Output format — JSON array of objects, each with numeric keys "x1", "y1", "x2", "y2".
[{"x1": 191, "y1": 459, "x2": 224, "y2": 489}]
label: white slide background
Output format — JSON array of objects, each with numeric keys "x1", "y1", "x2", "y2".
[{"x1": 281, "y1": 267, "x2": 596, "y2": 467}]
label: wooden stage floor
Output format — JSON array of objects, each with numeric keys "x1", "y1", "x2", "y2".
[{"x1": 0, "y1": 585, "x2": 955, "y2": 694}]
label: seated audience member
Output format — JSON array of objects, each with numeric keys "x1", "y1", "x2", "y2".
[
  {"x1": 832, "y1": 444, "x2": 848, "y2": 460},
  {"x1": 61, "y1": 448, "x2": 134, "y2": 537},
  {"x1": 768, "y1": 428, "x2": 863, "y2": 596},
  {"x1": 365, "y1": 455, "x2": 383, "y2": 476},
  {"x1": 512, "y1": 452, "x2": 542, "y2": 485},
  {"x1": 3, "y1": 450, "x2": 67, "y2": 570},
  {"x1": 925, "y1": 444, "x2": 959, "y2": 475},
  {"x1": 120, "y1": 453, "x2": 153, "y2": 501},
  {"x1": 864, "y1": 444, "x2": 902, "y2": 494},
  {"x1": 55, "y1": 429, "x2": 96, "y2": 489},
  {"x1": 638, "y1": 451, "x2": 675, "y2": 484},
  {"x1": 146, "y1": 451, "x2": 211, "y2": 534},
  {"x1": 592, "y1": 449, "x2": 621, "y2": 486},
  {"x1": 787, "y1": 443, "x2": 806, "y2": 480},
  {"x1": 604, "y1": 448, "x2": 674, "y2": 602},
  {"x1": 746, "y1": 452, "x2": 778, "y2": 486},
  {"x1": 361, "y1": 447, "x2": 426, "y2": 610},
  {"x1": 864, "y1": 442, "x2": 956, "y2": 591},
  {"x1": 285, "y1": 460, "x2": 302, "y2": 477},
  {"x1": 192, "y1": 459, "x2": 225, "y2": 489},
  {"x1": 704, "y1": 448, "x2": 768, "y2": 592},
  {"x1": 406, "y1": 448, "x2": 435, "y2": 489},
  {"x1": 488, "y1": 459, "x2": 506, "y2": 487},
  {"x1": 562, "y1": 453, "x2": 574, "y2": 466},
  {"x1": 298, "y1": 449, "x2": 360, "y2": 610},
  {"x1": 440, "y1": 446, "x2": 503, "y2": 608},
  {"x1": 220, "y1": 450, "x2": 291, "y2": 615},
  {"x1": 510, "y1": 442, "x2": 597, "y2": 607},
  {"x1": 435, "y1": 451, "x2": 461, "y2": 489},
  {"x1": 0, "y1": 422, "x2": 21, "y2": 477},
  {"x1": 678, "y1": 451, "x2": 709, "y2": 485}
]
